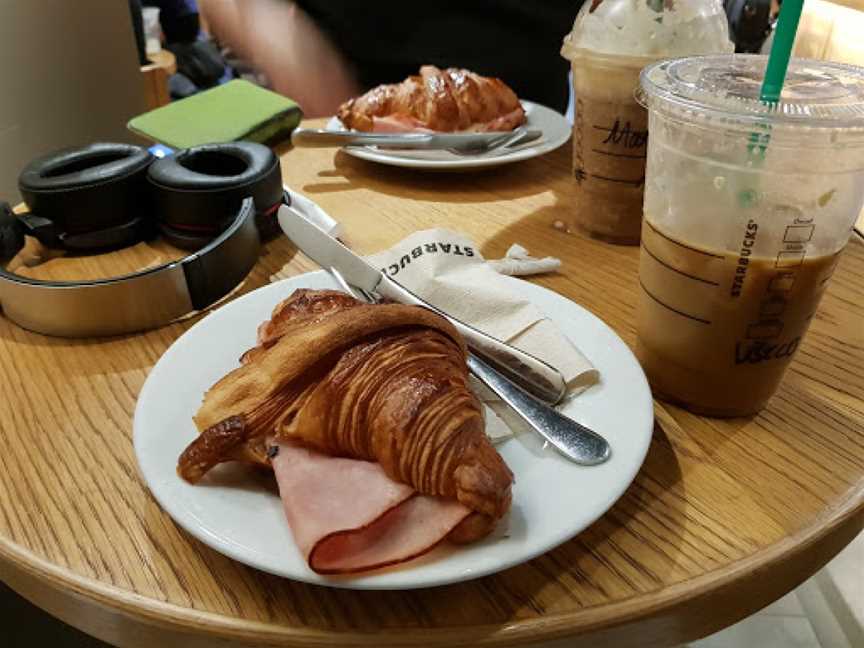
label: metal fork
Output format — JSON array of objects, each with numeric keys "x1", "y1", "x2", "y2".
[
  {"x1": 328, "y1": 267, "x2": 612, "y2": 466},
  {"x1": 442, "y1": 128, "x2": 531, "y2": 156},
  {"x1": 291, "y1": 127, "x2": 542, "y2": 157}
]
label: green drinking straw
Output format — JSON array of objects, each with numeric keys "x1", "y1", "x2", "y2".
[
  {"x1": 761, "y1": 0, "x2": 806, "y2": 103},
  {"x1": 740, "y1": 0, "x2": 806, "y2": 207},
  {"x1": 748, "y1": 0, "x2": 806, "y2": 158}
]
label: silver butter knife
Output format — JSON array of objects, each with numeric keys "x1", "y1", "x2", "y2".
[
  {"x1": 291, "y1": 127, "x2": 542, "y2": 153},
  {"x1": 278, "y1": 206, "x2": 568, "y2": 406},
  {"x1": 329, "y1": 268, "x2": 611, "y2": 466}
]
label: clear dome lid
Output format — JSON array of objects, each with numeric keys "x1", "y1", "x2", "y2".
[
  {"x1": 561, "y1": 0, "x2": 733, "y2": 62},
  {"x1": 640, "y1": 55, "x2": 864, "y2": 128}
]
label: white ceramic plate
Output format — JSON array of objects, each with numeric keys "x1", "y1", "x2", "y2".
[
  {"x1": 134, "y1": 271, "x2": 653, "y2": 590},
  {"x1": 325, "y1": 101, "x2": 571, "y2": 171}
]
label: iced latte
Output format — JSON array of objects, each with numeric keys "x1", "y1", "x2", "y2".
[{"x1": 636, "y1": 55, "x2": 864, "y2": 416}]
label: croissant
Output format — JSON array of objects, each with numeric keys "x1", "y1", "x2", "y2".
[
  {"x1": 177, "y1": 289, "x2": 513, "y2": 541},
  {"x1": 337, "y1": 65, "x2": 527, "y2": 133}
]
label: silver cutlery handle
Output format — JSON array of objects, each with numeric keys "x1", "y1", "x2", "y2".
[
  {"x1": 377, "y1": 276, "x2": 567, "y2": 405},
  {"x1": 292, "y1": 128, "x2": 432, "y2": 149},
  {"x1": 467, "y1": 355, "x2": 611, "y2": 466}
]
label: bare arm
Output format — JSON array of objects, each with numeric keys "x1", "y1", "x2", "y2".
[{"x1": 199, "y1": 0, "x2": 362, "y2": 117}]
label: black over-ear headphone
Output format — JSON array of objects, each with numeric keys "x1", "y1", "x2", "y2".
[
  {"x1": 0, "y1": 140, "x2": 289, "y2": 337},
  {"x1": 12, "y1": 142, "x2": 155, "y2": 254},
  {"x1": 148, "y1": 141, "x2": 285, "y2": 249}
]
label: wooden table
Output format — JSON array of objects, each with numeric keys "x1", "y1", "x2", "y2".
[{"x1": 1, "y1": 123, "x2": 863, "y2": 648}]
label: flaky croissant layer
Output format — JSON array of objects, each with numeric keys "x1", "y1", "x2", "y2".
[
  {"x1": 338, "y1": 65, "x2": 527, "y2": 133},
  {"x1": 177, "y1": 289, "x2": 513, "y2": 542}
]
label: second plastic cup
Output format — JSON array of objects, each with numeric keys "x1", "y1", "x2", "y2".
[
  {"x1": 561, "y1": 0, "x2": 733, "y2": 245},
  {"x1": 636, "y1": 55, "x2": 864, "y2": 417},
  {"x1": 569, "y1": 52, "x2": 655, "y2": 245}
]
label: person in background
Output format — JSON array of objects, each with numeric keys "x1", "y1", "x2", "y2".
[
  {"x1": 153, "y1": 0, "x2": 201, "y2": 44},
  {"x1": 724, "y1": 0, "x2": 775, "y2": 52},
  {"x1": 197, "y1": 1, "x2": 773, "y2": 117},
  {"x1": 198, "y1": 0, "x2": 585, "y2": 117},
  {"x1": 130, "y1": 0, "x2": 233, "y2": 99}
]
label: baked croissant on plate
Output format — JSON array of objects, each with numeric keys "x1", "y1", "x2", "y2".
[
  {"x1": 337, "y1": 65, "x2": 527, "y2": 133},
  {"x1": 177, "y1": 289, "x2": 513, "y2": 573}
]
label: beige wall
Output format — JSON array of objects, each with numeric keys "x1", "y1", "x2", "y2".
[
  {"x1": 794, "y1": 0, "x2": 864, "y2": 65},
  {"x1": 0, "y1": 1, "x2": 147, "y2": 201},
  {"x1": 792, "y1": 0, "x2": 864, "y2": 233},
  {"x1": 826, "y1": 0, "x2": 864, "y2": 11}
]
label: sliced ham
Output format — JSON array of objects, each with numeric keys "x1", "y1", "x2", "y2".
[
  {"x1": 369, "y1": 111, "x2": 522, "y2": 134},
  {"x1": 271, "y1": 440, "x2": 471, "y2": 575},
  {"x1": 370, "y1": 115, "x2": 435, "y2": 133},
  {"x1": 480, "y1": 107, "x2": 529, "y2": 133}
]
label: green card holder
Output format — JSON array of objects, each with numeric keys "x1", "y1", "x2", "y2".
[{"x1": 128, "y1": 79, "x2": 303, "y2": 149}]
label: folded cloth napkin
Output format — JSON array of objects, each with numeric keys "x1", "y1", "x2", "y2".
[{"x1": 365, "y1": 229, "x2": 597, "y2": 394}]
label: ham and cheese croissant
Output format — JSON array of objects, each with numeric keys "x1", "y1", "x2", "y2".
[
  {"x1": 177, "y1": 290, "x2": 513, "y2": 551},
  {"x1": 337, "y1": 65, "x2": 527, "y2": 133}
]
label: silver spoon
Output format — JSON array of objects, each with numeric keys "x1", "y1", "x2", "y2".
[{"x1": 328, "y1": 267, "x2": 612, "y2": 466}]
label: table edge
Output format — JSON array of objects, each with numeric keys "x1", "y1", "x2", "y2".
[{"x1": 1, "y1": 483, "x2": 861, "y2": 647}]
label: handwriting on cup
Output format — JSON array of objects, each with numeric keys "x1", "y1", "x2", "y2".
[{"x1": 595, "y1": 119, "x2": 649, "y2": 150}]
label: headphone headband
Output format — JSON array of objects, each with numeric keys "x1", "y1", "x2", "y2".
[
  {"x1": 0, "y1": 140, "x2": 288, "y2": 337},
  {"x1": 0, "y1": 198, "x2": 259, "y2": 337}
]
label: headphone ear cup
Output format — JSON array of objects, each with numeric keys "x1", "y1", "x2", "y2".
[
  {"x1": 0, "y1": 202, "x2": 25, "y2": 263},
  {"x1": 147, "y1": 142, "x2": 283, "y2": 250},
  {"x1": 18, "y1": 143, "x2": 154, "y2": 240}
]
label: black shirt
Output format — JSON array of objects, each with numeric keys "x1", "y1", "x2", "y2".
[{"x1": 295, "y1": 1, "x2": 586, "y2": 113}]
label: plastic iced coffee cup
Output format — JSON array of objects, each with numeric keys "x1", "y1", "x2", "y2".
[
  {"x1": 567, "y1": 51, "x2": 656, "y2": 245},
  {"x1": 636, "y1": 55, "x2": 864, "y2": 417},
  {"x1": 561, "y1": 0, "x2": 733, "y2": 244}
]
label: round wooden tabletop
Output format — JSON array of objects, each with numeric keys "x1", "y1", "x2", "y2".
[{"x1": 1, "y1": 124, "x2": 863, "y2": 648}]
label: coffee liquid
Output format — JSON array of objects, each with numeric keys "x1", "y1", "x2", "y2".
[
  {"x1": 571, "y1": 62, "x2": 648, "y2": 245},
  {"x1": 636, "y1": 219, "x2": 839, "y2": 416}
]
